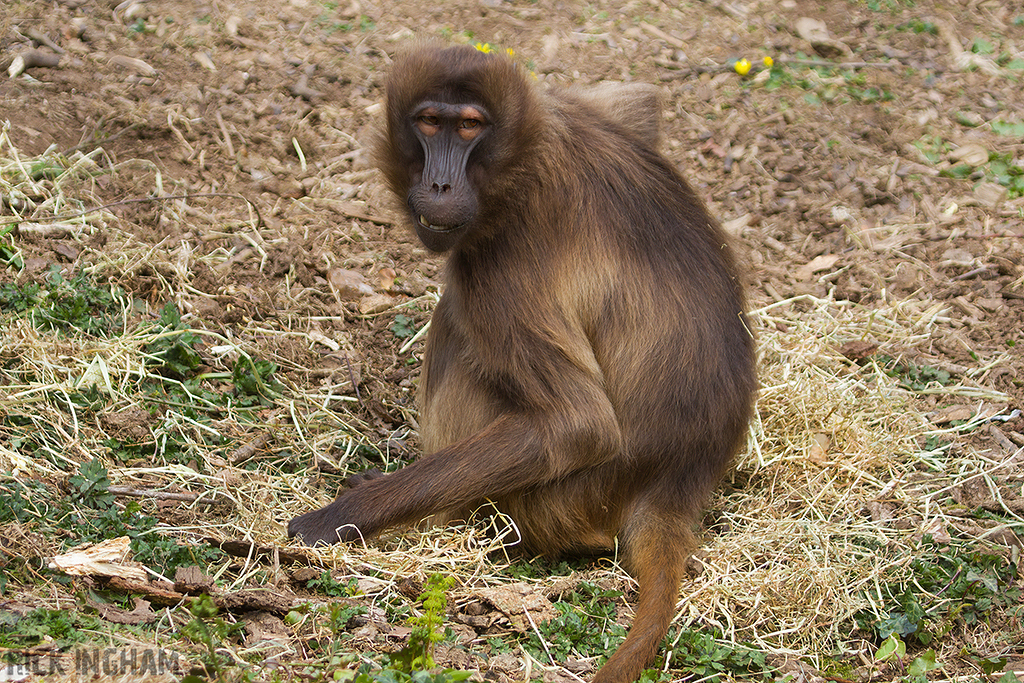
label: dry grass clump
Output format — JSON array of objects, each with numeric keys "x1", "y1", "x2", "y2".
[
  {"x1": 681, "y1": 295, "x2": 924, "y2": 656},
  {"x1": 677, "y1": 292, "x2": 1021, "y2": 664}
]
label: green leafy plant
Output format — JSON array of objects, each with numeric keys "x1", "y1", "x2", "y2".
[
  {"x1": 874, "y1": 634, "x2": 941, "y2": 682},
  {"x1": 0, "y1": 225, "x2": 23, "y2": 269},
  {"x1": 526, "y1": 581, "x2": 627, "y2": 664},
  {"x1": 180, "y1": 594, "x2": 246, "y2": 681},
  {"x1": 68, "y1": 459, "x2": 115, "y2": 509},
  {"x1": 987, "y1": 152, "x2": 1024, "y2": 197},
  {"x1": 55, "y1": 460, "x2": 227, "y2": 576},
  {"x1": 900, "y1": 19, "x2": 937, "y2": 34},
  {"x1": 0, "y1": 608, "x2": 100, "y2": 648},
  {"x1": 307, "y1": 572, "x2": 359, "y2": 598},
  {"x1": 340, "y1": 663, "x2": 472, "y2": 683},
  {"x1": 231, "y1": 356, "x2": 281, "y2": 404},
  {"x1": 391, "y1": 314, "x2": 416, "y2": 339},
  {"x1": 856, "y1": 541, "x2": 1021, "y2": 645},
  {"x1": 507, "y1": 557, "x2": 577, "y2": 580},
  {"x1": 0, "y1": 281, "x2": 39, "y2": 313},
  {"x1": 992, "y1": 120, "x2": 1024, "y2": 137},
  {"x1": 873, "y1": 356, "x2": 952, "y2": 392},
  {"x1": 391, "y1": 574, "x2": 455, "y2": 672},
  {"x1": 662, "y1": 628, "x2": 769, "y2": 683},
  {"x1": 0, "y1": 269, "x2": 124, "y2": 336},
  {"x1": 875, "y1": 632, "x2": 906, "y2": 661},
  {"x1": 131, "y1": 534, "x2": 225, "y2": 578},
  {"x1": 37, "y1": 269, "x2": 124, "y2": 337},
  {"x1": 0, "y1": 479, "x2": 51, "y2": 525},
  {"x1": 145, "y1": 303, "x2": 203, "y2": 378}
]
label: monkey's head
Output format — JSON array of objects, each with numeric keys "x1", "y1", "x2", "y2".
[{"x1": 378, "y1": 44, "x2": 540, "y2": 253}]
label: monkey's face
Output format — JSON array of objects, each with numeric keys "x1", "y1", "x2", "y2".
[{"x1": 405, "y1": 100, "x2": 489, "y2": 252}]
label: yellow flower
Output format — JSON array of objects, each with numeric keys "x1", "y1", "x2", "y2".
[
  {"x1": 506, "y1": 47, "x2": 516, "y2": 57},
  {"x1": 763, "y1": 55, "x2": 774, "y2": 67},
  {"x1": 474, "y1": 42, "x2": 492, "y2": 54},
  {"x1": 734, "y1": 58, "x2": 752, "y2": 75}
]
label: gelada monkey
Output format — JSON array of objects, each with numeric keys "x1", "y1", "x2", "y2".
[{"x1": 290, "y1": 43, "x2": 757, "y2": 683}]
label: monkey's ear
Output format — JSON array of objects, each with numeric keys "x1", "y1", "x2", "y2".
[{"x1": 573, "y1": 82, "x2": 663, "y2": 148}]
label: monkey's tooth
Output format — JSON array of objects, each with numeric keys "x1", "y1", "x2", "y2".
[{"x1": 419, "y1": 215, "x2": 453, "y2": 231}]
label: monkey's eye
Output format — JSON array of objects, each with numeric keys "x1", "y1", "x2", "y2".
[
  {"x1": 460, "y1": 119, "x2": 481, "y2": 129},
  {"x1": 415, "y1": 115, "x2": 442, "y2": 137}
]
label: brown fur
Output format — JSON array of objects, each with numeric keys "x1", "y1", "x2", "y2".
[{"x1": 289, "y1": 43, "x2": 757, "y2": 683}]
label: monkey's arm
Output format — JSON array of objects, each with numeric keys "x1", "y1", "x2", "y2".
[{"x1": 287, "y1": 364, "x2": 621, "y2": 546}]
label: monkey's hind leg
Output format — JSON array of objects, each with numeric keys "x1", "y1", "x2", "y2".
[{"x1": 592, "y1": 513, "x2": 692, "y2": 683}]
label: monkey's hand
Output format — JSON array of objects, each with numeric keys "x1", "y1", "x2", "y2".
[
  {"x1": 288, "y1": 469, "x2": 385, "y2": 545},
  {"x1": 287, "y1": 496, "x2": 365, "y2": 546}
]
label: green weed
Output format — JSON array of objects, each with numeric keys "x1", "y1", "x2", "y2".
[
  {"x1": 1, "y1": 460, "x2": 225, "y2": 578},
  {"x1": 526, "y1": 581, "x2": 626, "y2": 664},
  {"x1": 341, "y1": 664, "x2": 471, "y2": 683},
  {"x1": 873, "y1": 356, "x2": 952, "y2": 392},
  {"x1": 306, "y1": 571, "x2": 360, "y2": 598},
  {"x1": 865, "y1": 0, "x2": 915, "y2": 13},
  {"x1": 231, "y1": 356, "x2": 282, "y2": 405},
  {"x1": 180, "y1": 594, "x2": 247, "y2": 681},
  {"x1": 0, "y1": 608, "x2": 101, "y2": 649},
  {"x1": 0, "y1": 268, "x2": 125, "y2": 337},
  {"x1": 69, "y1": 458, "x2": 116, "y2": 509},
  {"x1": 856, "y1": 541, "x2": 1021, "y2": 646},
  {"x1": 144, "y1": 302, "x2": 203, "y2": 378},
  {"x1": 0, "y1": 225, "x2": 22, "y2": 269},
  {"x1": 391, "y1": 574, "x2": 456, "y2": 673},
  {"x1": 899, "y1": 19, "x2": 937, "y2": 34},
  {"x1": 756, "y1": 62, "x2": 894, "y2": 105},
  {"x1": 661, "y1": 628, "x2": 770, "y2": 683},
  {"x1": 300, "y1": 574, "x2": 470, "y2": 683},
  {"x1": 875, "y1": 634, "x2": 943, "y2": 682},
  {"x1": 391, "y1": 314, "x2": 416, "y2": 339},
  {"x1": 919, "y1": 128, "x2": 1024, "y2": 198},
  {"x1": 986, "y1": 153, "x2": 1024, "y2": 197}
]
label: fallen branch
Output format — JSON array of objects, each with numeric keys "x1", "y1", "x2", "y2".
[
  {"x1": 25, "y1": 28, "x2": 64, "y2": 54},
  {"x1": 229, "y1": 409, "x2": 285, "y2": 465},
  {"x1": 204, "y1": 537, "x2": 312, "y2": 566},
  {"x1": 8, "y1": 50, "x2": 61, "y2": 78}
]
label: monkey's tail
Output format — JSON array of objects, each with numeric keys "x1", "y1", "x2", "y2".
[{"x1": 591, "y1": 516, "x2": 689, "y2": 683}]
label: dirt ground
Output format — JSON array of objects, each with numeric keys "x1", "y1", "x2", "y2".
[
  {"x1": 3, "y1": 0, "x2": 1022, "y2": 404},
  {"x1": 1, "y1": 0, "x2": 1023, "y2": 679}
]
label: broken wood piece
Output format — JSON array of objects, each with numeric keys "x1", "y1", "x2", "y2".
[
  {"x1": 175, "y1": 565, "x2": 215, "y2": 594},
  {"x1": 8, "y1": 50, "x2": 62, "y2": 78},
  {"x1": 214, "y1": 246, "x2": 255, "y2": 274},
  {"x1": 204, "y1": 537, "x2": 312, "y2": 565},
  {"x1": 109, "y1": 54, "x2": 157, "y2": 77},
  {"x1": 88, "y1": 597, "x2": 157, "y2": 625},
  {"x1": 26, "y1": 28, "x2": 65, "y2": 53},
  {"x1": 229, "y1": 410, "x2": 285, "y2": 464},
  {"x1": 49, "y1": 536, "x2": 148, "y2": 581},
  {"x1": 289, "y1": 73, "x2": 322, "y2": 100},
  {"x1": 471, "y1": 582, "x2": 557, "y2": 632}
]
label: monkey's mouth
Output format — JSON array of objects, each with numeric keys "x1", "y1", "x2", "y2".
[{"x1": 416, "y1": 215, "x2": 462, "y2": 233}]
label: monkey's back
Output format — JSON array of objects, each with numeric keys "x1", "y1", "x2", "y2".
[{"x1": 417, "y1": 82, "x2": 757, "y2": 559}]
